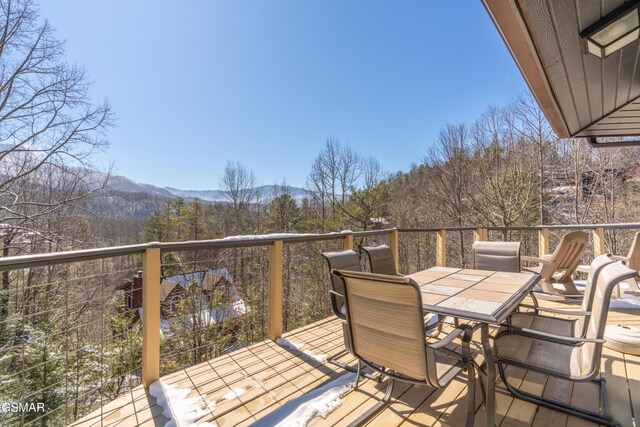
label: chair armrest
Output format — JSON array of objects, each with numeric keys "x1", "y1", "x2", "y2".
[
  {"x1": 518, "y1": 303, "x2": 590, "y2": 316},
  {"x1": 328, "y1": 290, "x2": 343, "y2": 298},
  {"x1": 428, "y1": 324, "x2": 473, "y2": 364},
  {"x1": 521, "y1": 255, "x2": 552, "y2": 265},
  {"x1": 610, "y1": 255, "x2": 629, "y2": 262},
  {"x1": 530, "y1": 289, "x2": 584, "y2": 298},
  {"x1": 503, "y1": 326, "x2": 606, "y2": 345},
  {"x1": 429, "y1": 324, "x2": 473, "y2": 350}
]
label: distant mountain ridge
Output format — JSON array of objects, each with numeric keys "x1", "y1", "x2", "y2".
[
  {"x1": 106, "y1": 175, "x2": 176, "y2": 198},
  {"x1": 164, "y1": 185, "x2": 310, "y2": 203},
  {"x1": 105, "y1": 173, "x2": 310, "y2": 204}
]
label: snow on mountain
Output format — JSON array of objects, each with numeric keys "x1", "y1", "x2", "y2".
[
  {"x1": 104, "y1": 174, "x2": 310, "y2": 205},
  {"x1": 163, "y1": 185, "x2": 311, "y2": 204},
  {"x1": 105, "y1": 175, "x2": 176, "y2": 198},
  {"x1": 163, "y1": 187, "x2": 228, "y2": 202}
]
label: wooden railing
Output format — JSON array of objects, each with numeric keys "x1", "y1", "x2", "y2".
[
  {"x1": 0, "y1": 229, "x2": 396, "y2": 389},
  {"x1": 398, "y1": 223, "x2": 638, "y2": 267},
  {"x1": 0, "y1": 223, "x2": 638, "y2": 391}
]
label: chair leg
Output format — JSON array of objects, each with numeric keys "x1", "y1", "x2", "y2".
[
  {"x1": 498, "y1": 363, "x2": 620, "y2": 427},
  {"x1": 465, "y1": 363, "x2": 476, "y2": 427},
  {"x1": 528, "y1": 292, "x2": 539, "y2": 314},
  {"x1": 599, "y1": 377, "x2": 611, "y2": 421},
  {"x1": 354, "y1": 361, "x2": 362, "y2": 391},
  {"x1": 471, "y1": 359, "x2": 488, "y2": 407},
  {"x1": 347, "y1": 378, "x2": 395, "y2": 427},
  {"x1": 328, "y1": 352, "x2": 381, "y2": 382}
]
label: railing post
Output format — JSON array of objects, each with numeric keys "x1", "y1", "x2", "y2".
[
  {"x1": 389, "y1": 228, "x2": 399, "y2": 273},
  {"x1": 538, "y1": 228, "x2": 549, "y2": 258},
  {"x1": 593, "y1": 227, "x2": 606, "y2": 257},
  {"x1": 342, "y1": 232, "x2": 354, "y2": 250},
  {"x1": 268, "y1": 240, "x2": 283, "y2": 341},
  {"x1": 436, "y1": 229, "x2": 447, "y2": 267},
  {"x1": 142, "y1": 246, "x2": 161, "y2": 388},
  {"x1": 474, "y1": 228, "x2": 488, "y2": 241}
]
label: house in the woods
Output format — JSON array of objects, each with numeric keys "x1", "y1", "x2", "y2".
[
  {"x1": 368, "y1": 217, "x2": 390, "y2": 229},
  {"x1": 119, "y1": 268, "x2": 248, "y2": 327}
]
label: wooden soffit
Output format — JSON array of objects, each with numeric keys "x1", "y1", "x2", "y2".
[{"x1": 483, "y1": 0, "x2": 640, "y2": 140}]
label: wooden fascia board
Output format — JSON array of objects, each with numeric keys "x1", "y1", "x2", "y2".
[{"x1": 482, "y1": 0, "x2": 571, "y2": 138}]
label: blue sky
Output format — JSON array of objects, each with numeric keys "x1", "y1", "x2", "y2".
[{"x1": 39, "y1": 1, "x2": 528, "y2": 190}]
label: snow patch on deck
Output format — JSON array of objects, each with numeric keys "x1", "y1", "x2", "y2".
[
  {"x1": 303, "y1": 350, "x2": 327, "y2": 362},
  {"x1": 149, "y1": 380, "x2": 214, "y2": 426},
  {"x1": 276, "y1": 338, "x2": 304, "y2": 350},
  {"x1": 223, "y1": 388, "x2": 247, "y2": 401},
  {"x1": 249, "y1": 373, "x2": 356, "y2": 427}
]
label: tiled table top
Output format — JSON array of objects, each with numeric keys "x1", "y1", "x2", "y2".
[{"x1": 409, "y1": 267, "x2": 540, "y2": 323}]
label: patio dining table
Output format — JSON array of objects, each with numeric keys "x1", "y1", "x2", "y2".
[{"x1": 408, "y1": 266, "x2": 541, "y2": 427}]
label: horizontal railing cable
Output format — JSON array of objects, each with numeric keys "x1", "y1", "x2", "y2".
[
  {"x1": 398, "y1": 222, "x2": 640, "y2": 233},
  {"x1": 0, "y1": 229, "x2": 397, "y2": 272}
]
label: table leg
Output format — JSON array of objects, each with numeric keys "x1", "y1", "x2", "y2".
[{"x1": 481, "y1": 323, "x2": 496, "y2": 427}]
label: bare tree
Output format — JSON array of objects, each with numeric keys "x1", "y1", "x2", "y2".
[
  {"x1": 0, "y1": 0, "x2": 112, "y2": 334},
  {"x1": 424, "y1": 123, "x2": 472, "y2": 266},
  {"x1": 220, "y1": 161, "x2": 256, "y2": 210},
  {"x1": 306, "y1": 139, "x2": 361, "y2": 230},
  {"x1": 220, "y1": 160, "x2": 256, "y2": 233},
  {"x1": 320, "y1": 139, "x2": 340, "y2": 213},
  {"x1": 362, "y1": 156, "x2": 383, "y2": 190},
  {"x1": 306, "y1": 156, "x2": 329, "y2": 230},
  {"x1": 468, "y1": 105, "x2": 538, "y2": 230},
  {"x1": 337, "y1": 143, "x2": 360, "y2": 202},
  {"x1": 511, "y1": 93, "x2": 556, "y2": 224},
  {"x1": 0, "y1": 0, "x2": 112, "y2": 227},
  {"x1": 556, "y1": 138, "x2": 592, "y2": 223}
]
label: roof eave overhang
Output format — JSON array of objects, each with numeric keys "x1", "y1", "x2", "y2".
[{"x1": 482, "y1": 0, "x2": 571, "y2": 138}]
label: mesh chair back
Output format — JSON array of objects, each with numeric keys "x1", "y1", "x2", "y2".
[
  {"x1": 321, "y1": 250, "x2": 361, "y2": 318},
  {"x1": 626, "y1": 232, "x2": 640, "y2": 271},
  {"x1": 575, "y1": 254, "x2": 615, "y2": 335},
  {"x1": 472, "y1": 241, "x2": 521, "y2": 272},
  {"x1": 336, "y1": 270, "x2": 428, "y2": 381},
  {"x1": 581, "y1": 261, "x2": 637, "y2": 374},
  {"x1": 362, "y1": 245, "x2": 397, "y2": 275},
  {"x1": 549, "y1": 231, "x2": 588, "y2": 281}
]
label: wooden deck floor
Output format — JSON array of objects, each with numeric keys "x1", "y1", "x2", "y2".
[{"x1": 72, "y1": 299, "x2": 640, "y2": 427}]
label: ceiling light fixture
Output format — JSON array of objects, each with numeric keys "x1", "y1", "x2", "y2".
[{"x1": 581, "y1": 0, "x2": 640, "y2": 57}]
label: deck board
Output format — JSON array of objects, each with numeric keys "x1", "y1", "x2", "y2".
[{"x1": 72, "y1": 301, "x2": 640, "y2": 427}]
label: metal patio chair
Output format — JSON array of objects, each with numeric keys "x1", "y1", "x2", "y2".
[
  {"x1": 472, "y1": 241, "x2": 521, "y2": 273},
  {"x1": 494, "y1": 260, "x2": 638, "y2": 427},
  {"x1": 577, "y1": 232, "x2": 640, "y2": 297},
  {"x1": 361, "y1": 244, "x2": 397, "y2": 275},
  {"x1": 522, "y1": 230, "x2": 588, "y2": 296},
  {"x1": 362, "y1": 244, "x2": 444, "y2": 331},
  {"x1": 471, "y1": 240, "x2": 548, "y2": 315},
  {"x1": 332, "y1": 269, "x2": 476, "y2": 427},
  {"x1": 321, "y1": 250, "x2": 367, "y2": 376},
  {"x1": 506, "y1": 254, "x2": 615, "y2": 337}
]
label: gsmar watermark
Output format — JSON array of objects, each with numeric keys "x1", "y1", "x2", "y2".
[{"x1": 0, "y1": 402, "x2": 45, "y2": 413}]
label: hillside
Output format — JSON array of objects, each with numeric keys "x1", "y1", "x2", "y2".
[
  {"x1": 90, "y1": 173, "x2": 310, "y2": 218},
  {"x1": 164, "y1": 185, "x2": 310, "y2": 204}
]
